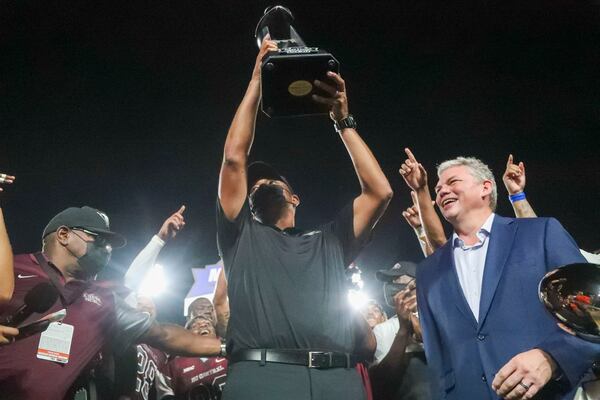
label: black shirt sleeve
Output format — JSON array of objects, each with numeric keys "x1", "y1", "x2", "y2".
[
  {"x1": 112, "y1": 292, "x2": 154, "y2": 353},
  {"x1": 323, "y1": 201, "x2": 371, "y2": 266},
  {"x1": 215, "y1": 197, "x2": 250, "y2": 258}
]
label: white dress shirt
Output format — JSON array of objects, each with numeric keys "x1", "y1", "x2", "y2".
[{"x1": 452, "y1": 213, "x2": 495, "y2": 322}]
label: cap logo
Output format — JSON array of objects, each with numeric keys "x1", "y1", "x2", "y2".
[{"x1": 96, "y1": 211, "x2": 110, "y2": 228}]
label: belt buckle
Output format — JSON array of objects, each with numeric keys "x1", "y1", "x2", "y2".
[{"x1": 308, "y1": 351, "x2": 332, "y2": 368}]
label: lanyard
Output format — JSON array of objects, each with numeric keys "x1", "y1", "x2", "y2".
[{"x1": 34, "y1": 252, "x2": 89, "y2": 307}]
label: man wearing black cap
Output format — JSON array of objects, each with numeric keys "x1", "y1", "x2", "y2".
[
  {"x1": 0, "y1": 206, "x2": 223, "y2": 400},
  {"x1": 216, "y1": 39, "x2": 392, "y2": 400},
  {"x1": 369, "y1": 262, "x2": 437, "y2": 400}
]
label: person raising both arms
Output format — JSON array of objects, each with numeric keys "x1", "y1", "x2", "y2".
[{"x1": 216, "y1": 37, "x2": 392, "y2": 400}]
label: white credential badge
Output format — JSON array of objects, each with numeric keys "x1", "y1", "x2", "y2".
[{"x1": 37, "y1": 322, "x2": 74, "y2": 364}]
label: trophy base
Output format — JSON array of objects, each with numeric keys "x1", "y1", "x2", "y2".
[{"x1": 260, "y1": 48, "x2": 340, "y2": 118}]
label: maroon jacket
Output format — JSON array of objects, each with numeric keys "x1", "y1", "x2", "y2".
[{"x1": 0, "y1": 253, "x2": 152, "y2": 400}]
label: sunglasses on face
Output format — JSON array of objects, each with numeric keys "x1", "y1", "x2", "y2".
[{"x1": 71, "y1": 227, "x2": 112, "y2": 251}]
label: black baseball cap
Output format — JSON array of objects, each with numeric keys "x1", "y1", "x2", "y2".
[
  {"x1": 247, "y1": 161, "x2": 294, "y2": 193},
  {"x1": 376, "y1": 261, "x2": 417, "y2": 282},
  {"x1": 42, "y1": 206, "x2": 126, "y2": 248}
]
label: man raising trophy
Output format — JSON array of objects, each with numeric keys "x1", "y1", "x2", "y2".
[{"x1": 215, "y1": 10, "x2": 393, "y2": 399}]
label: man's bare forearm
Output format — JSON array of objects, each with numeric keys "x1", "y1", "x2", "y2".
[
  {"x1": 413, "y1": 226, "x2": 434, "y2": 257},
  {"x1": 213, "y1": 268, "x2": 229, "y2": 338},
  {"x1": 415, "y1": 187, "x2": 447, "y2": 250},
  {"x1": 369, "y1": 323, "x2": 412, "y2": 399},
  {"x1": 219, "y1": 79, "x2": 262, "y2": 220},
  {"x1": 0, "y1": 208, "x2": 14, "y2": 304},
  {"x1": 222, "y1": 80, "x2": 261, "y2": 165},
  {"x1": 142, "y1": 323, "x2": 221, "y2": 357},
  {"x1": 354, "y1": 313, "x2": 376, "y2": 361},
  {"x1": 340, "y1": 129, "x2": 392, "y2": 200},
  {"x1": 512, "y1": 199, "x2": 537, "y2": 218}
]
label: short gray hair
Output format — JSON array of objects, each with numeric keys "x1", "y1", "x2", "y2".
[{"x1": 437, "y1": 157, "x2": 497, "y2": 211}]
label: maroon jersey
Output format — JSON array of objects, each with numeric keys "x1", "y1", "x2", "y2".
[
  {"x1": 168, "y1": 355, "x2": 228, "y2": 400},
  {"x1": 133, "y1": 344, "x2": 169, "y2": 400},
  {"x1": 0, "y1": 253, "x2": 152, "y2": 400}
]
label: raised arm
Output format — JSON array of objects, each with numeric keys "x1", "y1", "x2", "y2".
[
  {"x1": 369, "y1": 285, "x2": 416, "y2": 400},
  {"x1": 0, "y1": 174, "x2": 15, "y2": 304},
  {"x1": 313, "y1": 73, "x2": 393, "y2": 239},
  {"x1": 218, "y1": 39, "x2": 278, "y2": 221},
  {"x1": 503, "y1": 154, "x2": 537, "y2": 218},
  {"x1": 402, "y1": 191, "x2": 434, "y2": 257},
  {"x1": 399, "y1": 148, "x2": 447, "y2": 249},
  {"x1": 142, "y1": 322, "x2": 221, "y2": 357},
  {"x1": 213, "y1": 267, "x2": 229, "y2": 338},
  {"x1": 124, "y1": 206, "x2": 186, "y2": 292}
]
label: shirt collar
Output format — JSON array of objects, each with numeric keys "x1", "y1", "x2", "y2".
[{"x1": 452, "y1": 213, "x2": 495, "y2": 250}]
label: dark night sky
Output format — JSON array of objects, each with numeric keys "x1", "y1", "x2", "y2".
[{"x1": 1, "y1": 0, "x2": 598, "y2": 321}]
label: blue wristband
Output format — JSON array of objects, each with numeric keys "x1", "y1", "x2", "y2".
[{"x1": 509, "y1": 192, "x2": 526, "y2": 203}]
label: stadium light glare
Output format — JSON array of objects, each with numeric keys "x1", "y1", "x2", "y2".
[
  {"x1": 138, "y1": 263, "x2": 167, "y2": 298},
  {"x1": 348, "y1": 288, "x2": 370, "y2": 310}
]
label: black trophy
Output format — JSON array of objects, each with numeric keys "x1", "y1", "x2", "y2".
[{"x1": 255, "y1": 6, "x2": 340, "y2": 118}]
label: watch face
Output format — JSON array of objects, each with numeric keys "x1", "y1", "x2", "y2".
[
  {"x1": 334, "y1": 115, "x2": 356, "y2": 132},
  {"x1": 341, "y1": 115, "x2": 356, "y2": 129}
]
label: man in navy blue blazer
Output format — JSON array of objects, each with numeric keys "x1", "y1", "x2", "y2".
[{"x1": 414, "y1": 156, "x2": 598, "y2": 400}]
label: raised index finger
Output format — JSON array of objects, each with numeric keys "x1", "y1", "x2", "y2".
[
  {"x1": 506, "y1": 154, "x2": 514, "y2": 168},
  {"x1": 405, "y1": 148, "x2": 418, "y2": 163},
  {"x1": 177, "y1": 205, "x2": 186, "y2": 215}
]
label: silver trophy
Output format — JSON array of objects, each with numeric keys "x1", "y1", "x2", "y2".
[{"x1": 539, "y1": 262, "x2": 600, "y2": 343}]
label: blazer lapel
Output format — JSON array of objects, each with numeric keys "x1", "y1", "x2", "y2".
[
  {"x1": 440, "y1": 242, "x2": 478, "y2": 328},
  {"x1": 477, "y1": 216, "x2": 517, "y2": 331}
]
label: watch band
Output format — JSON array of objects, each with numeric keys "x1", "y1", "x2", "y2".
[{"x1": 334, "y1": 114, "x2": 357, "y2": 133}]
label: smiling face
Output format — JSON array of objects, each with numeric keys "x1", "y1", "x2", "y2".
[
  {"x1": 435, "y1": 165, "x2": 493, "y2": 224},
  {"x1": 188, "y1": 317, "x2": 217, "y2": 338}
]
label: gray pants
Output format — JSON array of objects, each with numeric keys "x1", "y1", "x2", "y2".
[{"x1": 222, "y1": 361, "x2": 367, "y2": 400}]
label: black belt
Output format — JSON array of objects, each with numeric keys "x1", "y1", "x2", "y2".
[{"x1": 230, "y1": 349, "x2": 358, "y2": 369}]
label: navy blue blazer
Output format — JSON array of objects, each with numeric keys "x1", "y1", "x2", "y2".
[{"x1": 416, "y1": 215, "x2": 599, "y2": 399}]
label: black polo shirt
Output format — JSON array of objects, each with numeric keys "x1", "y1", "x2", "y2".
[{"x1": 216, "y1": 200, "x2": 366, "y2": 355}]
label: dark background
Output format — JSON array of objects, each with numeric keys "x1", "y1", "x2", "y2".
[{"x1": 1, "y1": 0, "x2": 598, "y2": 321}]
